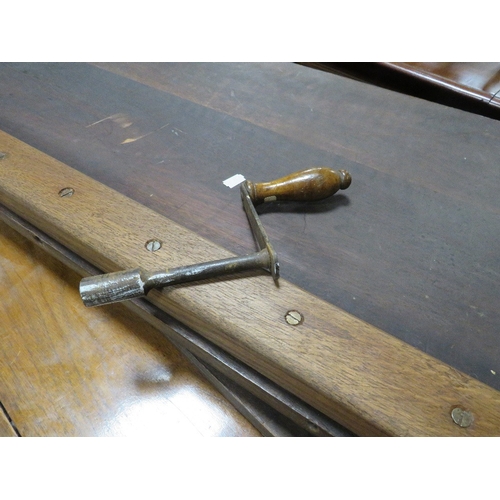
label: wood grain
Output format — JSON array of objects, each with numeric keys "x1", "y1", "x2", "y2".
[
  {"x1": 300, "y1": 63, "x2": 500, "y2": 120},
  {"x1": 1, "y1": 62, "x2": 498, "y2": 396},
  {"x1": 91, "y1": 62, "x2": 500, "y2": 209},
  {"x1": 246, "y1": 167, "x2": 351, "y2": 205},
  {"x1": 0, "y1": 215, "x2": 260, "y2": 437},
  {"x1": 0, "y1": 404, "x2": 17, "y2": 437},
  {"x1": 1, "y1": 130, "x2": 499, "y2": 436}
]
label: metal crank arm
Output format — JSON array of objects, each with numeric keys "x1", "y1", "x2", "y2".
[{"x1": 79, "y1": 167, "x2": 351, "y2": 307}]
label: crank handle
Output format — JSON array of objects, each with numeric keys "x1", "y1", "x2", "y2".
[{"x1": 245, "y1": 167, "x2": 351, "y2": 205}]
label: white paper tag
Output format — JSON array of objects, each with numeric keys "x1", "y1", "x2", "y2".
[{"x1": 223, "y1": 174, "x2": 246, "y2": 188}]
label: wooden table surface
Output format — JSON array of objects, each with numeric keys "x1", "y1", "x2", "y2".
[
  {"x1": 1, "y1": 62, "x2": 499, "y2": 436},
  {"x1": 0, "y1": 218, "x2": 260, "y2": 436}
]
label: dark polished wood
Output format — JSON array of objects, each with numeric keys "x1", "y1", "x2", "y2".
[
  {"x1": 385, "y1": 62, "x2": 500, "y2": 108},
  {"x1": 4, "y1": 129, "x2": 499, "y2": 436},
  {"x1": 304, "y1": 62, "x2": 500, "y2": 119},
  {"x1": 1, "y1": 62, "x2": 499, "y2": 435}
]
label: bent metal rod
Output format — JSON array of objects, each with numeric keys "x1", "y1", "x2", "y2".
[{"x1": 80, "y1": 167, "x2": 351, "y2": 307}]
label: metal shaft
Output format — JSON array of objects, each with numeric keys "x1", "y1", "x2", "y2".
[
  {"x1": 80, "y1": 182, "x2": 280, "y2": 308},
  {"x1": 79, "y1": 167, "x2": 350, "y2": 308},
  {"x1": 80, "y1": 249, "x2": 271, "y2": 307}
]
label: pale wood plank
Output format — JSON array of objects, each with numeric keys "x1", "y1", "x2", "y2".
[
  {"x1": 0, "y1": 405, "x2": 17, "y2": 437},
  {"x1": 0, "y1": 215, "x2": 260, "y2": 437},
  {"x1": 1, "y1": 130, "x2": 499, "y2": 435},
  {"x1": 2, "y1": 63, "x2": 499, "y2": 394}
]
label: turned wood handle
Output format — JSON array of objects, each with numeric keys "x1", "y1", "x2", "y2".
[{"x1": 245, "y1": 167, "x2": 351, "y2": 205}]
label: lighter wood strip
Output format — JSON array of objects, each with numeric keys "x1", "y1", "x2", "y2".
[
  {"x1": 1, "y1": 130, "x2": 499, "y2": 436},
  {"x1": 0, "y1": 404, "x2": 17, "y2": 437},
  {"x1": 0, "y1": 217, "x2": 260, "y2": 437}
]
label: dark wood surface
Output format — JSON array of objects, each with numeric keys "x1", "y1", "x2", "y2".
[
  {"x1": 386, "y1": 62, "x2": 500, "y2": 105},
  {"x1": 0, "y1": 62, "x2": 499, "y2": 411},
  {"x1": 305, "y1": 62, "x2": 500, "y2": 120},
  {"x1": 6, "y1": 128, "x2": 499, "y2": 436},
  {"x1": 2, "y1": 62, "x2": 498, "y2": 393}
]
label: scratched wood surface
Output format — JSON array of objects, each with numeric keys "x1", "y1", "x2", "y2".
[
  {"x1": 301, "y1": 63, "x2": 500, "y2": 120},
  {"x1": 0, "y1": 218, "x2": 260, "y2": 437},
  {"x1": 0, "y1": 404, "x2": 17, "y2": 437},
  {"x1": 1, "y1": 131, "x2": 499, "y2": 436},
  {"x1": 0, "y1": 62, "x2": 498, "y2": 396}
]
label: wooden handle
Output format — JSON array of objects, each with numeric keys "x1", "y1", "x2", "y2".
[
  {"x1": 4, "y1": 130, "x2": 500, "y2": 436},
  {"x1": 245, "y1": 167, "x2": 351, "y2": 205}
]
